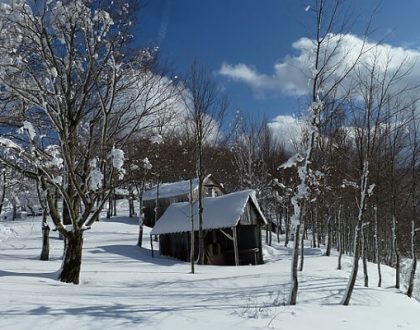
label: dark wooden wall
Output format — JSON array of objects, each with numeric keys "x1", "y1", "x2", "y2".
[{"x1": 158, "y1": 224, "x2": 264, "y2": 266}]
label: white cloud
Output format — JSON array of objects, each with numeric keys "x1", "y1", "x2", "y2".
[
  {"x1": 218, "y1": 33, "x2": 420, "y2": 98},
  {"x1": 218, "y1": 63, "x2": 278, "y2": 91},
  {"x1": 268, "y1": 115, "x2": 307, "y2": 154}
]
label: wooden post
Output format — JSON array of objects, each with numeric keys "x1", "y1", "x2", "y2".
[
  {"x1": 232, "y1": 226, "x2": 239, "y2": 266},
  {"x1": 154, "y1": 175, "x2": 160, "y2": 227},
  {"x1": 150, "y1": 235, "x2": 154, "y2": 257}
]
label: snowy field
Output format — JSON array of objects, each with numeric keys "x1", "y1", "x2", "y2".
[{"x1": 1, "y1": 204, "x2": 420, "y2": 329}]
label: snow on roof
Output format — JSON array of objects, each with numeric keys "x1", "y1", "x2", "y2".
[
  {"x1": 115, "y1": 188, "x2": 129, "y2": 196},
  {"x1": 150, "y1": 190, "x2": 267, "y2": 235},
  {"x1": 143, "y1": 178, "x2": 199, "y2": 201}
]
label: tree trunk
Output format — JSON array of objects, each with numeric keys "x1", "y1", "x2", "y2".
[
  {"x1": 113, "y1": 192, "x2": 117, "y2": 216},
  {"x1": 342, "y1": 161, "x2": 369, "y2": 305},
  {"x1": 40, "y1": 209, "x2": 50, "y2": 261},
  {"x1": 284, "y1": 206, "x2": 289, "y2": 247},
  {"x1": 62, "y1": 184, "x2": 78, "y2": 225},
  {"x1": 266, "y1": 222, "x2": 269, "y2": 244},
  {"x1": 342, "y1": 224, "x2": 362, "y2": 305},
  {"x1": 299, "y1": 215, "x2": 305, "y2": 271},
  {"x1": 407, "y1": 220, "x2": 417, "y2": 297},
  {"x1": 288, "y1": 223, "x2": 300, "y2": 305},
  {"x1": 137, "y1": 219, "x2": 143, "y2": 247},
  {"x1": 128, "y1": 186, "x2": 135, "y2": 218},
  {"x1": 311, "y1": 205, "x2": 316, "y2": 248},
  {"x1": 12, "y1": 199, "x2": 17, "y2": 220},
  {"x1": 59, "y1": 231, "x2": 83, "y2": 284},
  {"x1": 337, "y1": 208, "x2": 342, "y2": 270},
  {"x1": 233, "y1": 226, "x2": 239, "y2": 266},
  {"x1": 392, "y1": 216, "x2": 400, "y2": 289},
  {"x1": 198, "y1": 177, "x2": 205, "y2": 265},
  {"x1": 317, "y1": 210, "x2": 322, "y2": 248},
  {"x1": 326, "y1": 214, "x2": 332, "y2": 256},
  {"x1": 154, "y1": 177, "x2": 160, "y2": 226},
  {"x1": 374, "y1": 206, "x2": 382, "y2": 287},
  {"x1": 0, "y1": 171, "x2": 6, "y2": 215},
  {"x1": 107, "y1": 195, "x2": 112, "y2": 219},
  {"x1": 136, "y1": 183, "x2": 145, "y2": 247},
  {"x1": 154, "y1": 177, "x2": 160, "y2": 242},
  {"x1": 362, "y1": 225, "x2": 368, "y2": 287}
]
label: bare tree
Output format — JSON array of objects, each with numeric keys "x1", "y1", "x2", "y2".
[
  {"x1": 183, "y1": 61, "x2": 227, "y2": 265},
  {"x1": 341, "y1": 47, "x2": 416, "y2": 305}
]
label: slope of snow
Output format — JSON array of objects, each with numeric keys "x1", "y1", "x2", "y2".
[{"x1": 0, "y1": 205, "x2": 420, "y2": 329}]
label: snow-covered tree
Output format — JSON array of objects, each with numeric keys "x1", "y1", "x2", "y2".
[
  {"x1": 0, "y1": 0, "x2": 166, "y2": 284},
  {"x1": 281, "y1": 0, "x2": 368, "y2": 305}
]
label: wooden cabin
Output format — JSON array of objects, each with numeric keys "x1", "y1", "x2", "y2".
[
  {"x1": 142, "y1": 174, "x2": 225, "y2": 227},
  {"x1": 150, "y1": 190, "x2": 267, "y2": 266}
]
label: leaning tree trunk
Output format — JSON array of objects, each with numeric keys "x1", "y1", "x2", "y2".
[
  {"x1": 40, "y1": 209, "x2": 50, "y2": 261},
  {"x1": 342, "y1": 223, "x2": 362, "y2": 305},
  {"x1": 59, "y1": 230, "x2": 84, "y2": 284},
  {"x1": 342, "y1": 162, "x2": 369, "y2": 306}
]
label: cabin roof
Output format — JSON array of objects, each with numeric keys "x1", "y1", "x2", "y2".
[
  {"x1": 115, "y1": 188, "x2": 129, "y2": 196},
  {"x1": 143, "y1": 174, "x2": 221, "y2": 201},
  {"x1": 143, "y1": 178, "x2": 199, "y2": 201},
  {"x1": 150, "y1": 189, "x2": 267, "y2": 235}
]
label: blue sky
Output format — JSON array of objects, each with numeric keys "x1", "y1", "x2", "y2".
[{"x1": 134, "y1": 0, "x2": 420, "y2": 122}]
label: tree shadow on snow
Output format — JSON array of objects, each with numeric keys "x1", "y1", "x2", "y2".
[
  {"x1": 4, "y1": 301, "x2": 257, "y2": 326},
  {"x1": 297, "y1": 277, "x2": 363, "y2": 305},
  {"x1": 94, "y1": 244, "x2": 181, "y2": 267},
  {"x1": 2, "y1": 304, "x2": 148, "y2": 327},
  {"x1": 101, "y1": 216, "x2": 138, "y2": 226},
  {"x1": 0, "y1": 269, "x2": 59, "y2": 280}
]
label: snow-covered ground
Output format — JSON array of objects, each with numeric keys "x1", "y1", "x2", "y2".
[{"x1": 1, "y1": 204, "x2": 420, "y2": 329}]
